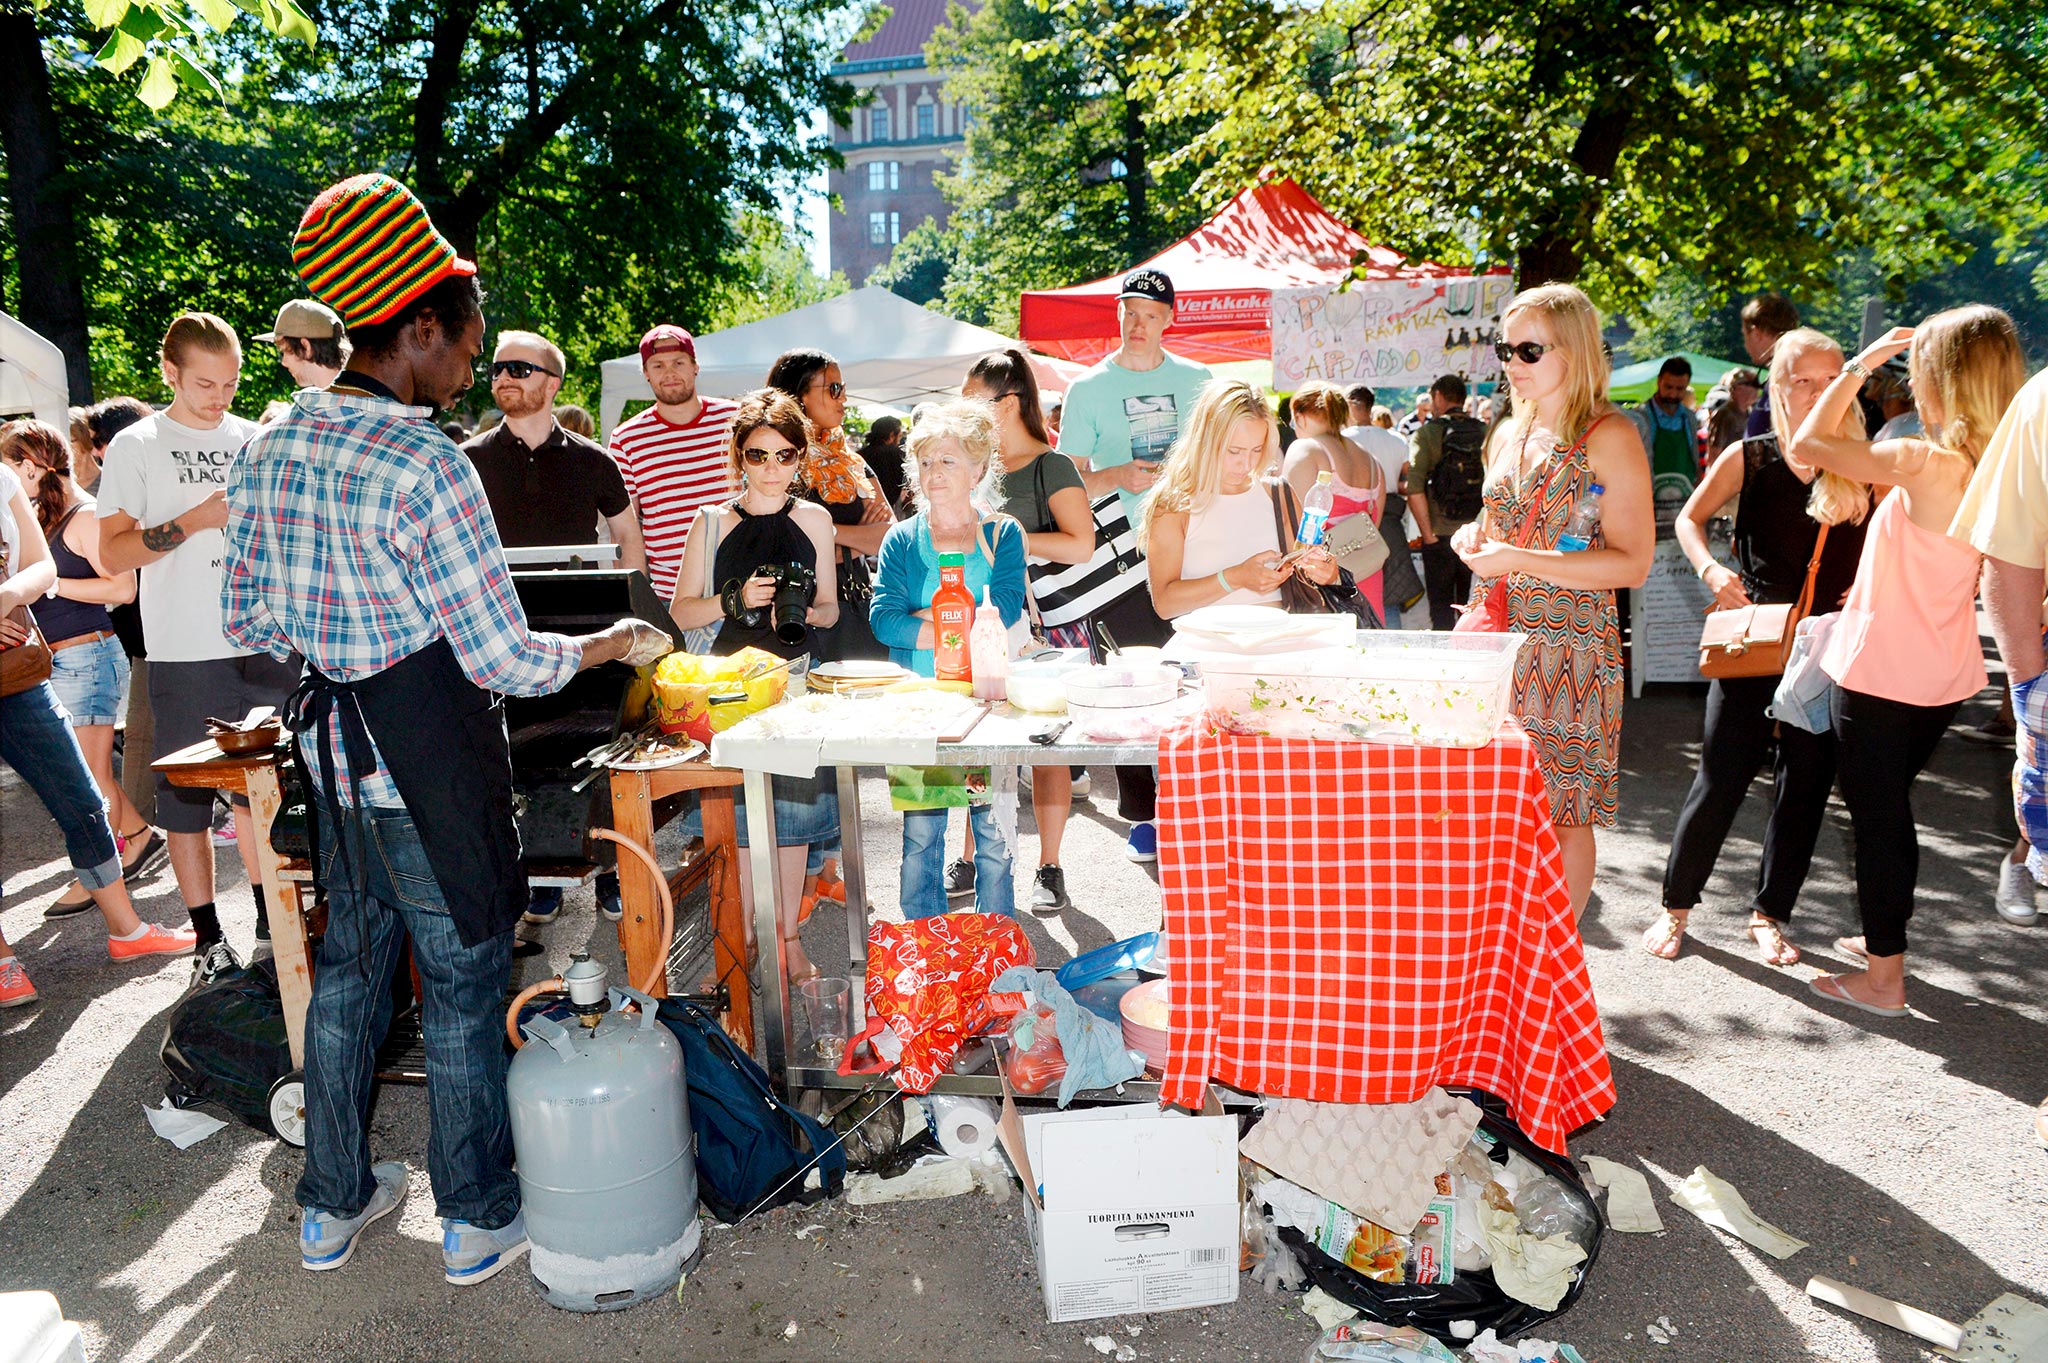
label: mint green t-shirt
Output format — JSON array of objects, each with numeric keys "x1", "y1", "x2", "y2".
[{"x1": 1055, "y1": 350, "x2": 1213, "y2": 526}]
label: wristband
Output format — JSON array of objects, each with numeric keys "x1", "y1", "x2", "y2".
[
  {"x1": 1216, "y1": 569, "x2": 1232, "y2": 594},
  {"x1": 1844, "y1": 358, "x2": 1871, "y2": 380},
  {"x1": 1695, "y1": 559, "x2": 1712, "y2": 581}
]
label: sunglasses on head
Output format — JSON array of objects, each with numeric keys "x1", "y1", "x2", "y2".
[
  {"x1": 1493, "y1": 340, "x2": 1559, "y2": 365},
  {"x1": 743, "y1": 443, "x2": 804, "y2": 467},
  {"x1": 812, "y1": 380, "x2": 846, "y2": 400},
  {"x1": 490, "y1": 359, "x2": 560, "y2": 380}
]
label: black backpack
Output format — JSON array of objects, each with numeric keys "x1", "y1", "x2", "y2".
[
  {"x1": 1424, "y1": 413, "x2": 1490, "y2": 521},
  {"x1": 161, "y1": 956, "x2": 294, "y2": 1129},
  {"x1": 655, "y1": 997, "x2": 847, "y2": 1223}
]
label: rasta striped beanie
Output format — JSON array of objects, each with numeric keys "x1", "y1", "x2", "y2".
[{"x1": 292, "y1": 174, "x2": 477, "y2": 331}]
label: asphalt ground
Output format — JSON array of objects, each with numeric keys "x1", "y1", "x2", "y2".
[{"x1": 2, "y1": 680, "x2": 2044, "y2": 1363}]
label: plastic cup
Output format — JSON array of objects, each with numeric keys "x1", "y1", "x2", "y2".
[{"x1": 798, "y1": 976, "x2": 851, "y2": 1062}]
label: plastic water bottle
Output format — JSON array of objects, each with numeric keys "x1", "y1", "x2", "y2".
[
  {"x1": 969, "y1": 587, "x2": 1009, "y2": 702},
  {"x1": 1297, "y1": 470, "x2": 1336, "y2": 547},
  {"x1": 1555, "y1": 483, "x2": 1605, "y2": 552}
]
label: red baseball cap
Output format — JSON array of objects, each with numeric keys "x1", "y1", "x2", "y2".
[{"x1": 638, "y1": 324, "x2": 696, "y2": 362}]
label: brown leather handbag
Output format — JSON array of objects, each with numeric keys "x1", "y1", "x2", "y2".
[
  {"x1": 1697, "y1": 524, "x2": 1828, "y2": 679},
  {"x1": 0, "y1": 604, "x2": 53, "y2": 697}
]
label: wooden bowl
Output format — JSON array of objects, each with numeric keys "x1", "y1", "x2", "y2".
[{"x1": 209, "y1": 721, "x2": 282, "y2": 755}]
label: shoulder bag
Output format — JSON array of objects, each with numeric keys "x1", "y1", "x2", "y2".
[
  {"x1": 1026, "y1": 478, "x2": 1147, "y2": 630},
  {"x1": 1268, "y1": 480, "x2": 1383, "y2": 629},
  {"x1": 1697, "y1": 522, "x2": 1828, "y2": 679},
  {"x1": 0, "y1": 542, "x2": 54, "y2": 698}
]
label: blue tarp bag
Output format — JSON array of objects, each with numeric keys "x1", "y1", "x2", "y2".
[{"x1": 655, "y1": 997, "x2": 846, "y2": 1223}]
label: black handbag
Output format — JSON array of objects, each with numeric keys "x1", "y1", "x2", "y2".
[{"x1": 1270, "y1": 480, "x2": 1383, "y2": 629}]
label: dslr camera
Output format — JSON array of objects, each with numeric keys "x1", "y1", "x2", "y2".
[{"x1": 721, "y1": 561, "x2": 818, "y2": 645}]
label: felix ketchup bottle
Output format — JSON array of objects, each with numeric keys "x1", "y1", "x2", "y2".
[{"x1": 931, "y1": 553, "x2": 975, "y2": 682}]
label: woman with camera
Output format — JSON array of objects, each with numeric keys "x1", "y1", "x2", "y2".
[{"x1": 670, "y1": 389, "x2": 840, "y2": 982}]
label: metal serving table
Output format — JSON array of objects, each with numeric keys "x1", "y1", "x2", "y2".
[{"x1": 718, "y1": 702, "x2": 1181, "y2": 1102}]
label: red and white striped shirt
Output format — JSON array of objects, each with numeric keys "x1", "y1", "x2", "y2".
[{"x1": 608, "y1": 397, "x2": 738, "y2": 598}]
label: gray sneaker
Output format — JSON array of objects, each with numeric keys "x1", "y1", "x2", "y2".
[
  {"x1": 1030, "y1": 864, "x2": 1070, "y2": 915},
  {"x1": 443, "y1": 1210, "x2": 530, "y2": 1285},
  {"x1": 301, "y1": 1161, "x2": 407, "y2": 1271},
  {"x1": 943, "y1": 858, "x2": 976, "y2": 897}
]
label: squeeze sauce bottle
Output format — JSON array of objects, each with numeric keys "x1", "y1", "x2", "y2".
[
  {"x1": 969, "y1": 586, "x2": 1009, "y2": 702},
  {"x1": 931, "y1": 553, "x2": 976, "y2": 682}
]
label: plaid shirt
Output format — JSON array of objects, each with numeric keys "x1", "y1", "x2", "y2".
[
  {"x1": 1156, "y1": 721, "x2": 1615, "y2": 1154},
  {"x1": 222, "y1": 388, "x2": 580, "y2": 806}
]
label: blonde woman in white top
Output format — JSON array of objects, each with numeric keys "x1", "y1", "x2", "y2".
[{"x1": 1142, "y1": 379, "x2": 1338, "y2": 618}]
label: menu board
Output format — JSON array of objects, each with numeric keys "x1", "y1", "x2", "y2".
[
  {"x1": 1270, "y1": 275, "x2": 1515, "y2": 393},
  {"x1": 1630, "y1": 534, "x2": 1733, "y2": 694}
]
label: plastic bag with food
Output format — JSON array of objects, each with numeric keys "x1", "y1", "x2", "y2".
[{"x1": 651, "y1": 646, "x2": 791, "y2": 741}]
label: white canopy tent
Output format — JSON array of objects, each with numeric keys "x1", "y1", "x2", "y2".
[
  {"x1": 0, "y1": 312, "x2": 73, "y2": 429},
  {"x1": 598, "y1": 287, "x2": 1082, "y2": 438}
]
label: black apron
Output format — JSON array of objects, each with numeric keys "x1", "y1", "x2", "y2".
[{"x1": 284, "y1": 638, "x2": 525, "y2": 947}]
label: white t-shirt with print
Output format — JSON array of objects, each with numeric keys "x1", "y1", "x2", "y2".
[{"x1": 98, "y1": 411, "x2": 258, "y2": 662}]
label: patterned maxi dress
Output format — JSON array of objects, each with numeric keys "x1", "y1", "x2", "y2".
[{"x1": 1472, "y1": 430, "x2": 1624, "y2": 828}]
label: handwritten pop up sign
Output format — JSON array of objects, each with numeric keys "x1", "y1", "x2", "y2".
[{"x1": 1270, "y1": 275, "x2": 1515, "y2": 392}]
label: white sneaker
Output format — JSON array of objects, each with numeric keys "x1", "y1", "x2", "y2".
[
  {"x1": 1070, "y1": 771, "x2": 1092, "y2": 799},
  {"x1": 1996, "y1": 856, "x2": 2039, "y2": 925}
]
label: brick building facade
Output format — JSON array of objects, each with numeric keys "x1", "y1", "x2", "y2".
[{"x1": 828, "y1": 0, "x2": 973, "y2": 285}]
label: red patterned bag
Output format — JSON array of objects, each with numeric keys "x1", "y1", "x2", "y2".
[{"x1": 840, "y1": 913, "x2": 1034, "y2": 1093}]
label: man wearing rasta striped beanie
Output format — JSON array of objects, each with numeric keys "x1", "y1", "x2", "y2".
[{"x1": 219, "y1": 174, "x2": 671, "y2": 1286}]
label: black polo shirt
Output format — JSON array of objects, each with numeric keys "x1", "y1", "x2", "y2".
[{"x1": 461, "y1": 420, "x2": 631, "y2": 548}]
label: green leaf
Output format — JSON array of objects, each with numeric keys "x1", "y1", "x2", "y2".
[
  {"x1": 265, "y1": 0, "x2": 317, "y2": 45},
  {"x1": 93, "y1": 26, "x2": 147, "y2": 73},
  {"x1": 116, "y1": 4, "x2": 166, "y2": 40},
  {"x1": 136, "y1": 53, "x2": 179, "y2": 109},
  {"x1": 80, "y1": 0, "x2": 129, "y2": 29},
  {"x1": 190, "y1": 0, "x2": 240, "y2": 31},
  {"x1": 168, "y1": 46, "x2": 224, "y2": 100}
]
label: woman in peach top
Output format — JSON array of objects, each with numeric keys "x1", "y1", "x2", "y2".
[{"x1": 1784, "y1": 306, "x2": 2027, "y2": 1018}]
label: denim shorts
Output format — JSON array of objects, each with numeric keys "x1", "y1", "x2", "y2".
[
  {"x1": 47, "y1": 633, "x2": 129, "y2": 728},
  {"x1": 680, "y1": 770, "x2": 839, "y2": 848}
]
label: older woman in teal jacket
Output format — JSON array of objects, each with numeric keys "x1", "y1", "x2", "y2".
[{"x1": 871, "y1": 398, "x2": 1028, "y2": 917}]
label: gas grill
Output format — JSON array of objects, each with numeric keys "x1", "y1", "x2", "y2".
[{"x1": 506, "y1": 568, "x2": 680, "y2": 865}]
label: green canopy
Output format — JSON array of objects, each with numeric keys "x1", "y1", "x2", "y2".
[{"x1": 1610, "y1": 350, "x2": 1751, "y2": 403}]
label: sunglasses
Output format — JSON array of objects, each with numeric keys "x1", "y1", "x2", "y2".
[
  {"x1": 1493, "y1": 340, "x2": 1559, "y2": 365},
  {"x1": 490, "y1": 359, "x2": 560, "y2": 380},
  {"x1": 811, "y1": 380, "x2": 847, "y2": 400},
  {"x1": 742, "y1": 444, "x2": 804, "y2": 466}
]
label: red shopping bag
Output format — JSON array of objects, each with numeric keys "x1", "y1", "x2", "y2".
[{"x1": 840, "y1": 913, "x2": 1034, "y2": 1093}]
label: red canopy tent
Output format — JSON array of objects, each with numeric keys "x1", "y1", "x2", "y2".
[{"x1": 1019, "y1": 177, "x2": 1481, "y2": 366}]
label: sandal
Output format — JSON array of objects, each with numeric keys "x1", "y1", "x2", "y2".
[
  {"x1": 1809, "y1": 972, "x2": 1908, "y2": 1019},
  {"x1": 1833, "y1": 935, "x2": 1869, "y2": 963},
  {"x1": 815, "y1": 860, "x2": 846, "y2": 904},
  {"x1": 1748, "y1": 916, "x2": 1802, "y2": 967},
  {"x1": 120, "y1": 827, "x2": 167, "y2": 880},
  {"x1": 782, "y1": 933, "x2": 821, "y2": 986},
  {"x1": 1641, "y1": 909, "x2": 1690, "y2": 960}
]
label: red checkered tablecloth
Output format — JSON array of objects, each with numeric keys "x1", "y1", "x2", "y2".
[{"x1": 1157, "y1": 721, "x2": 1615, "y2": 1153}]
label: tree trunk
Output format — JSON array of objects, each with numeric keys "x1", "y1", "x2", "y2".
[
  {"x1": 0, "y1": 11, "x2": 93, "y2": 403},
  {"x1": 1515, "y1": 98, "x2": 1634, "y2": 289},
  {"x1": 1119, "y1": 87, "x2": 1150, "y2": 262}
]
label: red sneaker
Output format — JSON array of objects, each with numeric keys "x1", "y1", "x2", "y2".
[
  {"x1": 108, "y1": 923, "x2": 199, "y2": 961},
  {"x1": 0, "y1": 956, "x2": 38, "y2": 1008}
]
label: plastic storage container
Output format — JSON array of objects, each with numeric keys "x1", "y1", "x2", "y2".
[
  {"x1": 1067, "y1": 695, "x2": 1197, "y2": 743},
  {"x1": 1063, "y1": 663, "x2": 1181, "y2": 709},
  {"x1": 1198, "y1": 631, "x2": 1526, "y2": 748},
  {"x1": 1006, "y1": 661, "x2": 1074, "y2": 714}
]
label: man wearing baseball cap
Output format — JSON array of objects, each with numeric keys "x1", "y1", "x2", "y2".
[
  {"x1": 256, "y1": 299, "x2": 351, "y2": 390},
  {"x1": 1054, "y1": 265, "x2": 1211, "y2": 863},
  {"x1": 221, "y1": 172, "x2": 671, "y2": 1285},
  {"x1": 607, "y1": 323, "x2": 737, "y2": 604}
]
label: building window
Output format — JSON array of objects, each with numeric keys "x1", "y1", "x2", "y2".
[
  {"x1": 870, "y1": 103, "x2": 891, "y2": 142},
  {"x1": 916, "y1": 102, "x2": 935, "y2": 139},
  {"x1": 866, "y1": 161, "x2": 900, "y2": 192},
  {"x1": 891, "y1": 212, "x2": 901, "y2": 244},
  {"x1": 868, "y1": 212, "x2": 889, "y2": 246}
]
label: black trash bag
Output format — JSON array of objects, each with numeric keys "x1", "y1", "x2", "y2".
[
  {"x1": 160, "y1": 955, "x2": 293, "y2": 1130},
  {"x1": 1271, "y1": 1089, "x2": 1604, "y2": 1346}
]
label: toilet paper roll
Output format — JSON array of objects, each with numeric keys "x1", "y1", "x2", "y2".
[{"x1": 927, "y1": 1094, "x2": 1000, "y2": 1159}]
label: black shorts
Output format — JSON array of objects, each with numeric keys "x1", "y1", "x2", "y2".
[{"x1": 149, "y1": 653, "x2": 301, "y2": 833}]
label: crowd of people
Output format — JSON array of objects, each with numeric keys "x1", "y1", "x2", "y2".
[{"x1": 4, "y1": 166, "x2": 2046, "y2": 1285}]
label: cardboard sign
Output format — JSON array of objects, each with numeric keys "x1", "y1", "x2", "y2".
[{"x1": 1270, "y1": 275, "x2": 1515, "y2": 393}]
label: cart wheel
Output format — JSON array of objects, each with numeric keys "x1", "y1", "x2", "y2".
[{"x1": 267, "y1": 1070, "x2": 307, "y2": 1147}]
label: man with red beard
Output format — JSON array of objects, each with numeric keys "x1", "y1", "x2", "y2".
[
  {"x1": 462, "y1": 330, "x2": 643, "y2": 572},
  {"x1": 606, "y1": 326, "x2": 736, "y2": 602}
]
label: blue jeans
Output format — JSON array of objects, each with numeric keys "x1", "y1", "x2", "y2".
[
  {"x1": 901, "y1": 804, "x2": 1014, "y2": 919},
  {"x1": 298, "y1": 809, "x2": 517, "y2": 1227},
  {"x1": 0, "y1": 682, "x2": 121, "y2": 889}
]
